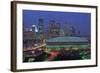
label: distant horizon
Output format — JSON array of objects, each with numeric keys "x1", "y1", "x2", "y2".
[{"x1": 23, "y1": 10, "x2": 91, "y2": 36}]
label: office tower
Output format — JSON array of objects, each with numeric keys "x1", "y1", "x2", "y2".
[
  {"x1": 47, "y1": 20, "x2": 60, "y2": 38},
  {"x1": 38, "y1": 17, "x2": 45, "y2": 43}
]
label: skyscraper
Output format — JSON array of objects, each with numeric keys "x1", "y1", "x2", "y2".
[
  {"x1": 38, "y1": 17, "x2": 44, "y2": 34},
  {"x1": 38, "y1": 17, "x2": 45, "y2": 44},
  {"x1": 47, "y1": 20, "x2": 60, "y2": 38},
  {"x1": 63, "y1": 24, "x2": 76, "y2": 36}
]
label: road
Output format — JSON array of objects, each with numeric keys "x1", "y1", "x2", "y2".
[{"x1": 23, "y1": 44, "x2": 46, "y2": 51}]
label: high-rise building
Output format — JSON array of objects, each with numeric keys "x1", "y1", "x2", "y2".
[
  {"x1": 59, "y1": 28, "x2": 65, "y2": 37},
  {"x1": 38, "y1": 17, "x2": 44, "y2": 34},
  {"x1": 63, "y1": 24, "x2": 76, "y2": 36},
  {"x1": 38, "y1": 17, "x2": 45, "y2": 43},
  {"x1": 32, "y1": 25, "x2": 36, "y2": 33},
  {"x1": 47, "y1": 20, "x2": 60, "y2": 38}
]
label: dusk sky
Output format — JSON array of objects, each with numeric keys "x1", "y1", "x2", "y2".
[{"x1": 23, "y1": 10, "x2": 91, "y2": 36}]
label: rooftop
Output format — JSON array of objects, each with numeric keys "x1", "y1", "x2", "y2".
[{"x1": 46, "y1": 36, "x2": 88, "y2": 43}]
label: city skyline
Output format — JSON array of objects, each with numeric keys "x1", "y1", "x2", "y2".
[
  {"x1": 23, "y1": 10, "x2": 91, "y2": 62},
  {"x1": 23, "y1": 10, "x2": 91, "y2": 36}
]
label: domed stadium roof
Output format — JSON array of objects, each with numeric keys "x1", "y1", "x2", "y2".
[
  {"x1": 46, "y1": 36, "x2": 88, "y2": 43},
  {"x1": 45, "y1": 36, "x2": 89, "y2": 48}
]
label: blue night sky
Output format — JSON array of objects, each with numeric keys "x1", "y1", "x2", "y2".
[{"x1": 23, "y1": 10, "x2": 91, "y2": 36}]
